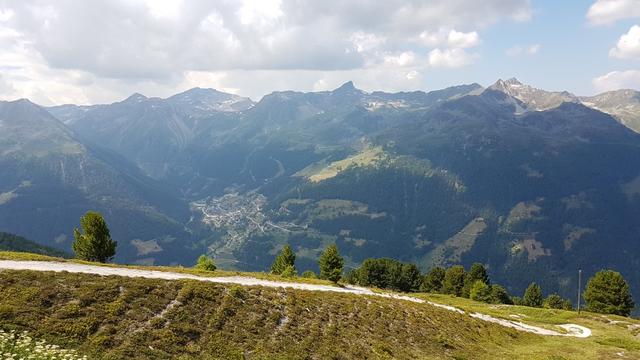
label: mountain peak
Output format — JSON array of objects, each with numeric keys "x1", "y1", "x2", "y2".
[
  {"x1": 333, "y1": 81, "x2": 358, "y2": 93},
  {"x1": 124, "y1": 93, "x2": 148, "y2": 103},
  {"x1": 490, "y1": 78, "x2": 524, "y2": 90},
  {"x1": 504, "y1": 77, "x2": 522, "y2": 85},
  {"x1": 167, "y1": 87, "x2": 254, "y2": 112},
  {"x1": 487, "y1": 78, "x2": 579, "y2": 111}
]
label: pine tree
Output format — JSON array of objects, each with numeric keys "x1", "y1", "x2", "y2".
[
  {"x1": 442, "y1": 265, "x2": 465, "y2": 296},
  {"x1": 584, "y1": 270, "x2": 634, "y2": 316},
  {"x1": 421, "y1": 266, "x2": 446, "y2": 293},
  {"x1": 470, "y1": 280, "x2": 492, "y2": 303},
  {"x1": 270, "y1": 244, "x2": 296, "y2": 275},
  {"x1": 462, "y1": 263, "x2": 490, "y2": 298},
  {"x1": 281, "y1": 265, "x2": 297, "y2": 278},
  {"x1": 72, "y1": 211, "x2": 116, "y2": 263},
  {"x1": 318, "y1": 244, "x2": 344, "y2": 283},
  {"x1": 489, "y1": 284, "x2": 513, "y2": 304},
  {"x1": 522, "y1": 282, "x2": 543, "y2": 307},
  {"x1": 543, "y1": 294, "x2": 572, "y2": 310}
]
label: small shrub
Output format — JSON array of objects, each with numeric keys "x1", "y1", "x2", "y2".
[
  {"x1": 195, "y1": 255, "x2": 216, "y2": 272},
  {"x1": 301, "y1": 270, "x2": 317, "y2": 279},
  {"x1": 228, "y1": 286, "x2": 247, "y2": 300}
]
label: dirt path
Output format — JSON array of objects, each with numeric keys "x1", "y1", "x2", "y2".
[{"x1": 0, "y1": 260, "x2": 591, "y2": 338}]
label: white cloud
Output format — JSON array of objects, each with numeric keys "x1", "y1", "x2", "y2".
[
  {"x1": 418, "y1": 29, "x2": 480, "y2": 48},
  {"x1": 592, "y1": 70, "x2": 640, "y2": 92},
  {"x1": 349, "y1": 31, "x2": 386, "y2": 53},
  {"x1": 0, "y1": 0, "x2": 530, "y2": 104},
  {"x1": 587, "y1": 0, "x2": 640, "y2": 25},
  {"x1": 506, "y1": 44, "x2": 541, "y2": 56},
  {"x1": 428, "y1": 48, "x2": 476, "y2": 68},
  {"x1": 447, "y1": 30, "x2": 480, "y2": 48},
  {"x1": 383, "y1": 51, "x2": 416, "y2": 67},
  {"x1": 609, "y1": 25, "x2": 640, "y2": 59}
]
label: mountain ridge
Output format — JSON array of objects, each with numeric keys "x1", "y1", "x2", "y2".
[{"x1": 2, "y1": 79, "x2": 640, "y2": 309}]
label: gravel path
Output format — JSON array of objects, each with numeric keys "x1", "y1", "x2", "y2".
[{"x1": 0, "y1": 260, "x2": 591, "y2": 338}]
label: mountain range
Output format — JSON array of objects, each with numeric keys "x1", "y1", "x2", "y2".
[{"x1": 1, "y1": 78, "x2": 640, "y2": 305}]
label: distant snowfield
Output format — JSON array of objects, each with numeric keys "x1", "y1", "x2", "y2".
[{"x1": 0, "y1": 260, "x2": 591, "y2": 338}]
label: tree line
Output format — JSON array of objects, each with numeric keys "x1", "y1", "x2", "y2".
[{"x1": 70, "y1": 210, "x2": 635, "y2": 317}]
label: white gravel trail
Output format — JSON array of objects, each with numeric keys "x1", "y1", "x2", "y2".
[{"x1": 0, "y1": 260, "x2": 591, "y2": 338}]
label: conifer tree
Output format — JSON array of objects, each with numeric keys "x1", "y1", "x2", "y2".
[
  {"x1": 270, "y1": 244, "x2": 296, "y2": 275},
  {"x1": 470, "y1": 280, "x2": 492, "y2": 303},
  {"x1": 72, "y1": 211, "x2": 116, "y2": 263},
  {"x1": 522, "y1": 282, "x2": 543, "y2": 308},
  {"x1": 421, "y1": 266, "x2": 446, "y2": 293},
  {"x1": 584, "y1": 270, "x2": 634, "y2": 316},
  {"x1": 319, "y1": 244, "x2": 344, "y2": 283},
  {"x1": 462, "y1": 263, "x2": 490, "y2": 298},
  {"x1": 543, "y1": 294, "x2": 572, "y2": 310},
  {"x1": 442, "y1": 265, "x2": 465, "y2": 296}
]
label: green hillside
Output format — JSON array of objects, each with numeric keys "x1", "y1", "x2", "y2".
[
  {"x1": 1, "y1": 252, "x2": 639, "y2": 359},
  {"x1": 0, "y1": 232, "x2": 70, "y2": 258}
]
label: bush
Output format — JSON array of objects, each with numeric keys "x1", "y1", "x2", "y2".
[
  {"x1": 510, "y1": 296, "x2": 523, "y2": 306},
  {"x1": 442, "y1": 266, "x2": 465, "y2": 297},
  {"x1": 522, "y1": 283, "x2": 543, "y2": 308},
  {"x1": 420, "y1": 267, "x2": 445, "y2": 293},
  {"x1": 195, "y1": 255, "x2": 217, "y2": 271},
  {"x1": 543, "y1": 294, "x2": 572, "y2": 310},
  {"x1": 584, "y1": 270, "x2": 634, "y2": 316},
  {"x1": 470, "y1": 280, "x2": 492, "y2": 303},
  {"x1": 301, "y1": 270, "x2": 317, "y2": 279},
  {"x1": 342, "y1": 269, "x2": 359, "y2": 284}
]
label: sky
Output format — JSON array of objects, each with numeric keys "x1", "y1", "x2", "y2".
[{"x1": 0, "y1": 0, "x2": 638, "y2": 105}]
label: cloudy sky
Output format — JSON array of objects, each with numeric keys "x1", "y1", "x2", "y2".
[{"x1": 0, "y1": 0, "x2": 639, "y2": 105}]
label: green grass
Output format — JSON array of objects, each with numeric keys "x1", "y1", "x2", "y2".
[
  {"x1": 2, "y1": 252, "x2": 640, "y2": 359},
  {"x1": 414, "y1": 293, "x2": 640, "y2": 359},
  {"x1": 0, "y1": 268, "x2": 536, "y2": 360}
]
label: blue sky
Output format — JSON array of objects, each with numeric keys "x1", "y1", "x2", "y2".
[
  {"x1": 0, "y1": 0, "x2": 638, "y2": 105},
  {"x1": 455, "y1": 0, "x2": 639, "y2": 95}
]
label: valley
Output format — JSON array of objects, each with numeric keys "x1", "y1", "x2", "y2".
[{"x1": 1, "y1": 79, "x2": 640, "y2": 314}]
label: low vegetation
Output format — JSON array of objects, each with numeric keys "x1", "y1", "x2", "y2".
[
  {"x1": 0, "y1": 329, "x2": 87, "y2": 360},
  {"x1": 194, "y1": 255, "x2": 216, "y2": 272},
  {"x1": 0, "y1": 268, "x2": 537, "y2": 359},
  {"x1": 1, "y1": 259, "x2": 640, "y2": 359}
]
